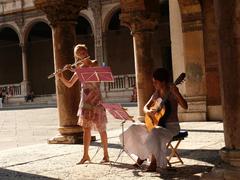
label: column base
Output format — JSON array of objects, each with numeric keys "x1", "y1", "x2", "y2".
[
  {"x1": 201, "y1": 147, "x2": 240, "y2": 179},
  {"x1": 20, "y1": 80, "x2": 30, "y2": 96},
  {"x1": 48, "y1": 126, "x2": 96, "y2": 144},
  {"x1": 201, "y1": 163, "x2": 240, "y2": 180},
  {"x1": 48, "y1": 133, "x2": 96, "y2": 144},
  {"x1": 179, "y1": 95, "x2": 207, "y2": 121}
]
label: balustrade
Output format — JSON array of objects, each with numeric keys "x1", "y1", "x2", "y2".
[
  {"x1": 104, "y1": 74, "x2": 136, "y2": 92},
  {"x1": 0, "y1": 74, "x2": 136, "y2": 99},
  {"x1": 0, "y1": 83, "x2": 21, "y2": 96}
]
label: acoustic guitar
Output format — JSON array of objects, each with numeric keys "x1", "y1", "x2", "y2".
[{"x1": 145, "y1": 73, "x2": 186, "y2": 132}]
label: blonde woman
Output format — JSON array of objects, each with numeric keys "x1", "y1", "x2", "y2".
[{"x1": 57, "y1": 44, "x2": 109, "y2": 164}]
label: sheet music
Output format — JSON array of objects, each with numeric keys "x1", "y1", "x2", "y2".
[
  {"x1": 101, "y1": 103, "x2": 134, "y2": 121},
  {"x1": 76, "y1": 67, "x2": 114, "y2": 83}
]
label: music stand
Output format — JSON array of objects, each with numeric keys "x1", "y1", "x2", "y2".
[
  {"x1": 75, "y1": 66, "x2": 114, "y2": 83},
  {"x1": 101, "y1": 103, "x2": 141, "y2": 168}
]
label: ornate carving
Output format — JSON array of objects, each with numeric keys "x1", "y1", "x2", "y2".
[
  {"x1": 15, "y1": 12, "x2": 24, "y2": 28},
  {"x1": 89, "y1": 0, "x2": 104, "y2": 63},
  {"x1": 178, "y1": 0, "x2": 203, "y2": 32},
  {"x1": 120, "y1": 11, "x2": 159, "y2": 34},
  {"x1": 34, "y1": 0, "x2": 88, "y2": 26}
]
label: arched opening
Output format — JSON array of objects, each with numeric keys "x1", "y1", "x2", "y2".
[
  {"x1": 0, "y1": 27, "x2": 22, "y2": 84},
  {"x1": 76, "y1": 16, "x2": 94, "y2": 58},
  {"x1": 105, "y1": 9, "x2": 135, "y2": 75},
  {"x1": 27, "y1": 22, "x2": 54, "y2": 95},
  {"x1": 153, "y1": 0, "x2": 173, "y2": 81}
]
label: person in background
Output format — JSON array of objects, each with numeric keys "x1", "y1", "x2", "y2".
[
  {"x1": 25, "y1": 91, "x2": 35, "y2": 102},
  {"x1": 130, "y1": 84, "x2": 137, "y2": 102}
]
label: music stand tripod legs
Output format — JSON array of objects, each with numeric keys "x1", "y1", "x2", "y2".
[{"x1": 113, "y1": 120, "x2": 142, "y2": 168}]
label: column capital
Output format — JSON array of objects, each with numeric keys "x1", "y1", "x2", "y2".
[
  {"x1": 19, "y1": 42, "x2": 27, "y2": 51},
  {"x1": 178, "y1": 0, "x2": 203, "y2": 32},
  {"x1": 120, "y1": 11, "x2": 159, "y2": 34},
  {"x1": 34, "y1": 0, "x2": 88, "y2": 26}
]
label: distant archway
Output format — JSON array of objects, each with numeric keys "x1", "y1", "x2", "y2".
[
  {"x1": 104, "y1": 9, "x2": 134, "y2": 75},
  {"x1": 154, "y1": 0, "x2": 173, "y2": 81},
  {"x1": 76, "y1": 16, "x2": 94, "y2": 58},
  {"x1": 0, "y1": 27, "x2": 22, "y2": 84},
  {"x1": 27, "y1": 22, "x2": 54, "y2": 95}
]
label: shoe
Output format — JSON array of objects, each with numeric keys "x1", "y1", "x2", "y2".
[
  {"x1": 133, "y1": 158, "x2": 145, "y2": 168},
  {"x1": 145, "y1": 166, "x2": 157, "y2": 172},
  {"x1": 100, "y1": 156, "x2": 109, "y2": 163},
  {"x1": 76, "y1": 156, "x2": 90, "y2": 165}
]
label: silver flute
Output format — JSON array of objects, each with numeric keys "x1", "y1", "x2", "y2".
[{"x1": 47, "y1": 56, "x2": 90, "y2": 79}]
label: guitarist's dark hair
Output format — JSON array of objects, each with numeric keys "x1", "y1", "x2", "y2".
[{"x1": 153, "y1": 68, "x2": 170, "y2": 83}]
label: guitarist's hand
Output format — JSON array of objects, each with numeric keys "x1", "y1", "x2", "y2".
[
  {"x1": 170, "y1": 84, "x2": 188, "y2": 109},
  {"x1": 170, "y1": 84, "x2": 180, "y2": 97},
  {"x1": 146, "y1": 109, "x2": 156, "y2": 119}
]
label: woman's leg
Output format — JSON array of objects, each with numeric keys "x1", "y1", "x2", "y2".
[
  {"x1": 77, "y1": 127, "x2": 91, "y2": 164},
  {"x1": 146, "y1": 154, "x2": 157, "y2": 172},
  {"x1": 99, "y1": 130, "x2": 109, "y2": 162}
]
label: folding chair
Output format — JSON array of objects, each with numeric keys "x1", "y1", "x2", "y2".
[{"x1": 166, "y1": 130, "x2": 188, "y2": 167}]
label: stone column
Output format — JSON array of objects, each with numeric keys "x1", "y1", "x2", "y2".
[
  {"x1": 34, "y1": 0, "x2": 88, "y2": 144},
  {"x1": 19, "y1": 43, "x2": 29, "y2": 96},
  {"x1": 202, "y1": 1, "x2": 240, "y2": 179},
  {"x1": 120, "y1": 9, "x2": 159, "y2": 119},
  {"x1": 89, "y1": 0, "x2": 105, "y2": 94},
  {"x1": 177, "y1": 1, "x2": 207, "y2": 121},
  {"x1": 89, "y1": 0, "x2": 104, "y2": 65}
]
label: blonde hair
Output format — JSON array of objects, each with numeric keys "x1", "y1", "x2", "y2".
[{"x1": 74, "y1": 44, "x2": 88, "y2": 60}]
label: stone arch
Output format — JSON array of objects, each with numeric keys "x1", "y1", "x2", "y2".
[
  {"x1": 103, "y1": 6, "x2": 134, "y2": 75},
  {"x1": 0, "y1": 23, "x2": 21, "y2": 42},
  {"x1": 76, "y1": 15, "x2": 95, "y2": 59},
  {"x1": 103, "y1": 5, "x2": 121, "y2": 33},
  {"x1": 22, "y1": 18, "x2": 49, "y2": 44},
  {"x1": 26, "y1": 21, "x2": 54, "y2": 95},
  {"x1": 0, "y1": 26, "x2": 22, "y2": 85},
  {"x1": 152, "y1": 0, "x2": 173, "y2": 81},
  {"x1": 177, "y1": 0, "x2": 203, "y2": 32},
  {"x1": 78, "y1": 12, "x2": 94, "y2": 34}
]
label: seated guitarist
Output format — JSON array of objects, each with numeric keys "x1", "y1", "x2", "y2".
[{"x1": 119, "y1": 68, "x2": 188, "y2": 172}]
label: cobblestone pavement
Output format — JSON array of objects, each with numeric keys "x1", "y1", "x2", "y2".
[{"x1": 0, "y1": 107, "x2": 224, "y2": 179}]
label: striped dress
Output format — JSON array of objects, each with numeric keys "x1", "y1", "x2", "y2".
[{"x1": 77, "y1": 82, "x2": 107, "y2": 132}]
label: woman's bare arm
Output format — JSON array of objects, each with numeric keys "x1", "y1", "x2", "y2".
[
  {"x1": 57, "y1": 72, "x2": 79, "y2": 88},
  {"x1": 170, "y1": 84, "x2": 188, "y2": 109}
]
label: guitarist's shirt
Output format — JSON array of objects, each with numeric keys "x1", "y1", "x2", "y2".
[{"x1": 152, "y1": 91, "x2": 179, "y2": 127}]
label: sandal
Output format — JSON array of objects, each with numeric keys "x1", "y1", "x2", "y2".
[
  {"x1": 100, "y1": 156, "x2": 109, "y2": 163},
  {"x1": 145, "y1": 164, "x2": 157, "y2": 172},
  {"x1": 76, "y1": 156, "x2": 90, "y2": 165}
]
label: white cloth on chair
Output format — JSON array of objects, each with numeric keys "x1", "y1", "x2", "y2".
[
  {"x1": 146, "y1": 122, "x2": 180, "y2": 167},
  {"x1": 119, "y1": 123, "x2": 150, "y2": 160},
  {"x1": 119, "y1": 122, "x2": 180, "y2": 168}
]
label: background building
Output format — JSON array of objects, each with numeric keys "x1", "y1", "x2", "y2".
[{"x1": 0, "y1": 0, "x2": 221, "y2": 121}]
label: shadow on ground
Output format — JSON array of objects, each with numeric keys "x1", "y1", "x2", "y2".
[
  {"x1": 0, "y1": 168, "x2": 57, "y2": 180},
  {"x1": 100, "y1": 161, "x2": 213, "y2": 180},
  {"x1": 91, "y1": 141, "x2": 221, "y2": 165}
]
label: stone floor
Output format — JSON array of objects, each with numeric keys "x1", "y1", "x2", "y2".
[{"x1": 0, "y1": 106, "x2": 224, "y2": 179}]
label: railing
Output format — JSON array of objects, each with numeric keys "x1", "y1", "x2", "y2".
[
  {"x1": 0, "y1": 83, "x2": 21, "y2": 96},
  {"x1": 104, "y1": 74, "x2": 136, "y2": 92},
  {"x1": 0, "y1": 74, "x2": 136, "y2": 98}
]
